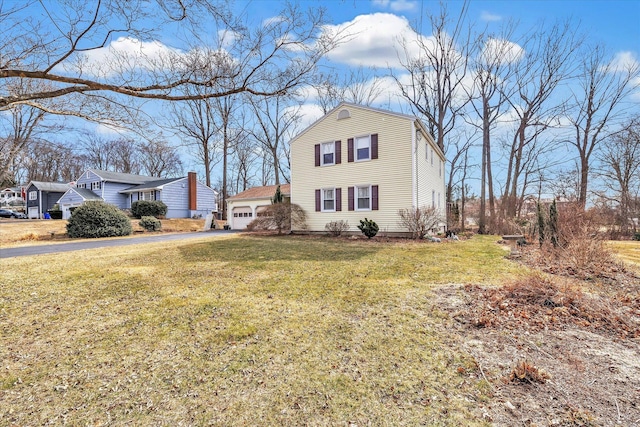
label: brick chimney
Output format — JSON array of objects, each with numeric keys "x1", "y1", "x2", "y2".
[{"x1": 188, "y1": 172, "x2": 197, "y2": 210}]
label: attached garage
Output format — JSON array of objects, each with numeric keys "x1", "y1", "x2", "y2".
[
  {"x1": 226, "y1": 184, "x2": 290, "y2": 230},
  {"x1": 231, "y1": 206, "x2": 254, "y2": 230}
]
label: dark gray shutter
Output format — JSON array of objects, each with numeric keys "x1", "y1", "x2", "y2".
[
  {"x1": 372, "y1": 185, "x2": 379, "y2": 210},
  {"x1": 371, "y1": 134, "x2": 378, "y2": 159},
  {"x1": 315, "y1": 144, "x2": 320, "y2": 167},
  {"x1": 348, "y1": 186, "x2": 354, "y2": 211},
  {"x1": 335, "y1": 140, "x2": 341, "y2": 164},
  {"x1": 336, "y1": 188, "x2": 342, "y2": 211},
  {"x1": 348, "y1": 138, "x2": 354, "y2": 162},
  {"x1": 315, "y1": 189, "x2": 321, "y2": 211}
]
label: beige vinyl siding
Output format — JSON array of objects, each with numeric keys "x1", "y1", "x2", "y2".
[
  {"x1": 291, "y1": 105, "x2": 417, "y2": 233},
  {"x1": 415, "y1": 133, "x2": 446, "y2": 218}
]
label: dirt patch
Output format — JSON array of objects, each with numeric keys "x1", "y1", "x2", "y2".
[{"x1": 433, "y1": 271, "x2": 640, "y2": 426}]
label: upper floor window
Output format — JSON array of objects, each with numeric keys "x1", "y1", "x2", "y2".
[
  {"x1": 348, "y1": 134, "x2": 378, "y2": 162},
  {"x1": 77, "y1": 183, "x2": 86, "y2": 189},
  {"x1": 29, "y1": 191, "x2": 37, "y2": 200},
  {"x1": 355, "y1": 136, "x2": 370, "y2": 161},
  {"x1": 91, "y1": 181, "x2": 101, "y2": 190},
  {"x1": 322, "y1": 142, "x2": 335, "y2": 166}
]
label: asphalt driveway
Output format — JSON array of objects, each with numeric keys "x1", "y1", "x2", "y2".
[{"x1": 0, "y1": 230, "x2": 238, "y2": 259}]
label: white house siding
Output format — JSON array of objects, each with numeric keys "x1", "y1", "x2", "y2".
[{"x1": 291, "y1": 104, "x2": 419, "y2": 234}]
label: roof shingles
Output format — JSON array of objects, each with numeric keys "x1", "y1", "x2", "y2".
[{"x1": 228, "y1": 184, "x2": 290, "y2": 201}]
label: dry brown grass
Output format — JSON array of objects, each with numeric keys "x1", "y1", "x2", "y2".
[
  {"x1": 607, "y1": 240, "x2": 640, "y2": 268},
  {"x1": 0, "y1": 218, "x2": 206, "y2": 247},
  {"x1": 0, "y1": 234, "x2": 524, "y2": 426}
]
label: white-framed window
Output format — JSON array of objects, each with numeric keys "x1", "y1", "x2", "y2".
[
  {"x1": 432, "y1": 190, "x2": 436, "y2": 208},
  {"x1": 322, "y1": 188, "x2": 335, "y2": 211},
  {"x1": 140, "y1": 191, "x2": 156, "y2": 201},
  {"x1": 439, "y1": 159, "x2": 442, "y2": 177},
  {"x1": 425, "y1": 143, "x2": 429, "y2": 160},
  {"x1": 355, "y1": 135, "x2": 371, "y2": 161},
  {"x1": 321, "y1": 142, "x2": 335, "y2": 166},
  {"x1": 438, "y1": 192, "x2": 441, "y2": 209},
  {"x1": 29, "y1": 191, "x2": 37, "y2": 200},
  {"x1": 431, "y1": 148, "x2": 434, "y2": 165},
  {"x1": 91, "y1": 181, "x2": 101, "y2": 190},
  {"x1": 77, "y1": 183, "x2": 86, "y2": 189},
  {"x1": 356, "y1": 185, "x2": 371, "y2": 210}
]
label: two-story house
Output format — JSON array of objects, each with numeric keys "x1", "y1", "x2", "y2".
[
  {"x1": 57, "y1": 169, "x2": 217, "y2": 219},
  {"x1": 290, "y1": 103, "x2": 446, "y2": 236}
]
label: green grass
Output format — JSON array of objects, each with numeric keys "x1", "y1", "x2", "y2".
[{"x1": 0, "y1": 234, "x2": 523, "y2": 425}]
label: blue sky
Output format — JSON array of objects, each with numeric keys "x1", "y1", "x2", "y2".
[
  {"x1": 245, "y1": 0, "x2": 639, "y2": 54},
  {"x1": 6, "y1": 0, "x2": 638, "y2": 192}
]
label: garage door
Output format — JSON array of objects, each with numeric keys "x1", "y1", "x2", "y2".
[
  {"x1": 231, "y1": 206, "x2": 253, "y2": 229},
  {"x1": 28, "y1": 206, "x2": 39, "y2": 219}
]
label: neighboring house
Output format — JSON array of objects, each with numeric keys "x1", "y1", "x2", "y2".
[
  {"x1": 25, "y1": 181, "x2": 71, "y2": 219},
  {"x1": 57, "y1": 169, "x2": 217, "y2": 219},
  {"x1": 290, "y1": 102, "x2": 446, "y2": 236},
  {"x1": 226, "y1": 184, "x2": 291, "y2": 230},
  {"x1": 0, "y1": 187, "x2": 25, "y2": 206}
]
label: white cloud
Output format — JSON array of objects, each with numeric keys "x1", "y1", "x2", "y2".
[
  {"x1": 480, "y1": 11, "x2": 502, "y2": 22},
  {"x1": 631, "y1": 76, "x2": 640, "y2": 101},
  {"x1": 292, "y1": 103, "x2": 326, "y2": 133},
  {"x1": 480, "y1": 38, "x2": 525, "y2": 65},
  {"x1": 321, "y1": 13, "x2": 422, "y2": 69},
  {"x1": 64, "y1": 36, "x2": 181, "y2": 78},
  {"x1": 608, "y1": 51, "x2": 640, "y2": 73},
  {"x1": 217, "y1": 29, "x2": 241, "y2": 49}
]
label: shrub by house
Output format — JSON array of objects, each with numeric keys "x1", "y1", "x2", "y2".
[{"x1": 67, "y1": 201, "x2": 132, "y2": 238}]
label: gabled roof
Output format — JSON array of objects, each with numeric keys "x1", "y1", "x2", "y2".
[
  {"x1": 64, "y1": 187, "x2": 103, "y2": 201},
  {"x1": 228, "y1": 184, "x2": 291, "y2": 201},
  {"x1": 290, "y1": 102, "x2": 418, "y2": 143},
  {"x1": 27, "y1": 181, "x2": 71, "y2": 192},
  {"x1": 88, "y1": 169, "x2": 162, "y2": 185},
  {"x1": 119, "y1": 177, "x2": 185, "y2": 193},
  {"x1": 288, "y1": 102, "x2": 445, "y2": 160}
]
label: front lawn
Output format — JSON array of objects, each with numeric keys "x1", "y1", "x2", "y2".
[{"x1": 0, "y1": 234, "x2": 520, "y2": 425}]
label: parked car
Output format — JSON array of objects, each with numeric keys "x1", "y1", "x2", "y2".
[{"x1": 0, "y1": 209, "x2": 27, "y2": 219}]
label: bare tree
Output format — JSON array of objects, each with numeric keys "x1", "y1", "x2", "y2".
[
  {"x1": 229, "y1": 133, "x2": 259, "y2": 194},
  {"x1": 80, "y1": 135, "x2": 141, "y2": 174},
  {"x1": 596, "y1": 118, "x2": 640, "y2": 234},
  {"x1": 465, "y1": 25, "x2": 518, "y2": 233},
  {"x1": 395, "y1": 1, "x2": 472, "y2": 207},
  {"x1": 313, "y1": 67, "x2": 387, "y2": 113},
  {"x1": 0, "y1": 79, "x2": 52, "y2": 185},
  {"x1": 138, "y1": 140, "x2": 183, "y2": 177},
  {"x1": 1, "y1": 1, "x2": 341, "y2": 112},
  {"x1": 170, "y1": 97, "x2": 220, "y2": 187},
  {"x1": 501, "y1": 21, "x2": 581, "y2": 219},
  {"x1": 248, "y1": 93, "x2": 301, "y2": 185},
  {"x1": 568, "y1": 45, "x2": 640, "y2": 208},
  {"x1": 21, "y1": 139, "x2": 85, "y2": 182}
]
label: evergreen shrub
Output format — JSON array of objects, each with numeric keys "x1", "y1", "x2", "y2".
[{"x1": 67, "y1": 201, "x2": 132, "y2": 238}]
